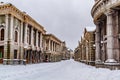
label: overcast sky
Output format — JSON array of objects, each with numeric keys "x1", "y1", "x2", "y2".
[{"x1": 1, "y1": 0, "x2": 95, "y2": 50}]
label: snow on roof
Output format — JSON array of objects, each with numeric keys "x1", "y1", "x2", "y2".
[{"x1": 85, "y1": 26, "x2": 96, "y2": 32}]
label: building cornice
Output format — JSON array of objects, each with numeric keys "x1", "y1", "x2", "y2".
[{"x1": 0, "y1": 3, "x2": 46, "y2": 34}]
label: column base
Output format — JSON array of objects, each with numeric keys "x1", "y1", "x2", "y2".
[
  {"x1": 95, "y1": 59, "x2": 101, "y2": 64},
  {"x1": 104, "y1": 63, "x2": 120, "y2": 70},
  {"x1": 105, "y1": 59, "x2": 117, "y2": 63},
  {"x1": 104, "y1": 59, "x2": 120, "y2": 70},
  {"x1": 95, "y1": 60, "x2": 104, "y2": 68}
]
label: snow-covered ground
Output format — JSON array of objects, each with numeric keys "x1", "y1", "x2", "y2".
[{"x1": 0, "y1": 59, "x2": 120, "y2": 80}]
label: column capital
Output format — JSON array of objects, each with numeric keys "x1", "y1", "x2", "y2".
[{"x1": 105, "y1": 9, "x2": 115, "y2": 16}]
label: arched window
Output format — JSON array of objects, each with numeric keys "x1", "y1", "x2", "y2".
[
  {"x1": 1, "y1": 29, "x2": 4, "y2": 41},
  {"x1": 15, "y1": 31, "x2": 18, "y2": 42}
]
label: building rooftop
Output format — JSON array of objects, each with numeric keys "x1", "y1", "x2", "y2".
[{"x1": 85, "y1": 27, "x2": 96, "y2": 32}]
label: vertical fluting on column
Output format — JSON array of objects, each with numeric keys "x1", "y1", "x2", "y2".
[
  {"x1": 95, "y1": 21, "x2": 101, "y2": 63},
  {"x1": 105, "y1": 10, "x2": 117, "y2": 63}
]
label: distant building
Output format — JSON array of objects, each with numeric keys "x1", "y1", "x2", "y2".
[
  {"x1": 74, "y1": 46, "x2": 80, "y2": 61},
  {"x1": 74, "y1": 27, "x2": 96, "y2": 66},
  {"x1": 43, "y1": 34, "x2": 62, "y2": 62},
  {"x1": 61, "y1": 41, "x2": 71, "y2": 60}
]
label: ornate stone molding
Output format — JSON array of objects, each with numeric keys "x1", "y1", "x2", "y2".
[
  {"x1": 0, "y1": 3, "x2": 46, "y2": 34},
  {"x1": 92, "y1": 0, "x2": 120, "y2": 22}
]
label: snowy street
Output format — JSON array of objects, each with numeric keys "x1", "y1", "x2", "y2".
[{"x1": 0, "y1": 59, "x2": 120, "y2": 80}]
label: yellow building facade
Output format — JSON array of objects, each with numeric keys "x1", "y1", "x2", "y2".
[{"x1": 0, "y1": 2, "x2": 67, "y2": 64}]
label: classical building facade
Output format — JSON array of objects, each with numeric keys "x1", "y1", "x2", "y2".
[
  {"x1": 43, "y1": 34, "x2": 63, "y2": 62},
  {"x1": 74, "y1": 28, "x2": 95, "y2": 66},
  {"x1": 74, "y1": 46, "x2": 80, "y2": 61},
  {"x1": 0, "y1": 3, "x2": 46, "y2": 64},
  {"x1": 61, "y1": 41, "x2": 71, "y2": 60},
  {"x1": 91, "y1": 0, "x2": 120, "y2": 69},
  {"x1": 0, "y1": 2, "x2": 68, "y2": 65}
]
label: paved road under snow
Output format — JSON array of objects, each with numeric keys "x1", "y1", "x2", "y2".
[{"x1": 0, "y1": 59, "x2": 120, "y2": 80}]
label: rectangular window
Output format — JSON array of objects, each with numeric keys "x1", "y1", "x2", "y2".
[
  {"x1": 0, "y1": 52, "x2": 2, "y2": 58},
  {"x1": 0, "y1": 15, "x2": 5, "y2": 24},
  {"x1": 22, "y1": 23, "x2": 25, "y2": 43},
  {"x1": 33, "y1": 29, "x2": 36, "y2": 46},
  {"x1": 14, "y1": 50, "x2": 17, "y2": 59}
]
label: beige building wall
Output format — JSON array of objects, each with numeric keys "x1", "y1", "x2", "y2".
[{"x1": 0, "y1": 3, "x2": 46, "y2": 64}]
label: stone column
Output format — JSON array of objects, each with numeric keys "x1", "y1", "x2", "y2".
[
  {"x1": 53, "y1": 43, "x2": 55, "y2": 51},
  {"x1": 4, "y1": 14, "x2": 9, "y2": 59},
  {"x1": 54, "y1": 43, "x2": 55, "y2": 52},
  {"x1": 105, "y1": 10, "x2": 117, "y2": 63},
  {"x1": 31, "y1": 27, "x2": 34, "y2": 46},
  {"x1": 36, "y1": 30, "x2": 38, "y2": 62},
  {"x1": 51, "y1": 41, "x2": 53, "y2": 51},
  {"x1": 40, "y1": 33, "x2": 42, "y2": 49},
  {"x1": 30, "y1": 27, "x2": 34, "y2": 64},
  {"x1": 113, "y1": 11, "x2": 119, "y2": 61},
  {"x1": 36, "y1": 30, "x2": 38, "y2": 48},
  {"x1": 52, "y1": 42, "x2": 54, "y2": 51},
  {"x1": 24, "y1": 23, "x2": 28, "y2": 45},
  {"x1": 48, "y1": 39, "x2": 50, "y2": 51},
  {"x1": 9, "y1": 15, "x2": 14, "y2": 59},
  {"x1": 95, "y1": 21, "x2": 101, "y2": 63},
  {"x1": 24, "y1": 23, "x2": 28, "y2": 62},
  {"x1": 20, "y1": 22, "x2": 24, "y2": 60}
]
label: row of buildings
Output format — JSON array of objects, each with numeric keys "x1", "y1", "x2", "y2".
[
  {"x1": 74, "y1": 27, "x2": 96, "y2": 66},
  {"x1": 75, "y1": 0, "x2": 120, "y2": 70},
  {"x1": 0, "y1": 2, "x2": 70, "y2": 65}
]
